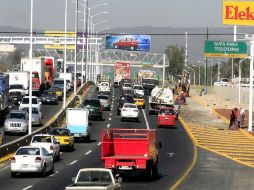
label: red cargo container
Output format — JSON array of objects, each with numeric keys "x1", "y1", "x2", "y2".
[{"x1": 101, "y1": 128, "x2": 159, "y2": 179}]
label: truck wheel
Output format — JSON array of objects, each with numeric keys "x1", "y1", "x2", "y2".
[
  {"x1": 146, "y1": 164, "x2": 153, "y2": 181},
  {"x1": 152, "y1": 165, "x2": 158, "y2": 179},
  {"x1": 86, "y1": 135, "x2": 91, "y2": 142}
]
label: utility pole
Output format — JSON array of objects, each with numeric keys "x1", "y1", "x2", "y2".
[
  {"x1": 85, "y1": 0, "x2": 89, "y2": 82},
  {"x1": 185, "y1": 32, "x2": 188, "y2": 68},
  {"x1": 205, "y1": 27, "x2": 208, "y2": 87}
]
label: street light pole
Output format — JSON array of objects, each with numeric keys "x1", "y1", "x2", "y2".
[
  {"x1": 63, "y1": 0, "x2": 68, "y2": 109},
  {"x1": 74, "y1": 0, "x2": 79, "y2": 95},
  {"x1": 192, "y1": 65, "x2": 200, "y2": 86},
  {"x1": 188, "y1": 67, "x2": 195, "y2": 85}
]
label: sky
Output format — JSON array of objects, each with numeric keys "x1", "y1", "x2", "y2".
[{"x1": 0, "y1": 0, "x2": 223, "y2": 31}]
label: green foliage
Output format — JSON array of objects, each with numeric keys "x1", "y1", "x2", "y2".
[{"x1": 165, "y1": 45, "x2": 185, "y2": 78}]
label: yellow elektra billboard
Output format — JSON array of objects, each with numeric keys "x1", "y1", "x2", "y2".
[
  {"x1": 44, "y1": 31, "x2": 76, "y2": 37},
  {"x1": 223, "y1": 1, "x2": 254, "y2": 25}
]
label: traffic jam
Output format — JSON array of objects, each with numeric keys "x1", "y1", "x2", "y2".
[{"x1": 0, "y1": 58, "x2": 182, "y2": 189}]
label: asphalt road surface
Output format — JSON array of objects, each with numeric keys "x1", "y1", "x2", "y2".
[{"x1": 0, "y1": 86, "x2": 194, "y2": 190}]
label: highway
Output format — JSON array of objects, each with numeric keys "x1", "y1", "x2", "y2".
[
  {"x1": 2, "y1": 92, "x2": 72, "y2": 145},
  {"x1": 0, "y1": 86, "x2": 194, "y2": 190}
]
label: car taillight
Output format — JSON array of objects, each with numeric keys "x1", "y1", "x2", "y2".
[
  {"x1": 35, "y1": 157, "x2": 42, "y2": 163},
  {"x1": 64, "y1": 139, "x2": 69, "y2": 142},
  {"x1": 50, "y1": 146, "x2": 53, "y2": 150},
  {"x1": 11, "y1": 157, "x2": 16, "y2": 163}
]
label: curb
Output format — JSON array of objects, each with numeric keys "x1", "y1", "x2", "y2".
[{"x1": 169, "y1": 117, "x2": 198, "y2": 190}]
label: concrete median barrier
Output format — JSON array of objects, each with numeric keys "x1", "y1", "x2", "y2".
[{"x1": 0, "y1": 81, "x2": 94, "y2": 164}]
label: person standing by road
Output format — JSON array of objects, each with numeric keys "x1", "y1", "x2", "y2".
[
  {"x1": 229, "y1": 110, "x2": 236, "y2": 129},
  {"x1": 240, "y1": 108, "x2": 245, "y2": 128}
]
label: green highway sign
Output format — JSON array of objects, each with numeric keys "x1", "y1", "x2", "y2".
[{"x1": 204, "y1": 40, "x2": 248, "y2": 58}]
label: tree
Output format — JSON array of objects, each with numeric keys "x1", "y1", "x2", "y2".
[{"x1": 165, "y1": 45, "x2": 185, "y2": 79}]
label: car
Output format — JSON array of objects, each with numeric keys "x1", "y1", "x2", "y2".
[
  {"x1": 97, "y1": 94, "x2": 111, "y2": 111},
  {"x1": 113, "y1": 38, "x2": 138, "y2": 51},
  {"x1": 50, "y1": 86, "x2": 63, "y2": 100},
  {"x1": 10, "y1": 146, "x2": 54, "y2": 177},
  {"x1": 117, "y1": 95, "x2": 135, "y2": 115},
  {"x1": 30, "y1": 134, "x2": 60, "y2": 161},
  {"x1": 82, "y1": 98, "x2": 103, "y2": 120},
  {"x1": 98, "y1": 81, "x2": 111, "y2": 94},
  {"x1": 41, "y1": 90, "x2": 58, "y2": 105},
  {"x1": 19, "y1": 96, "x2": 41, "y2": 111},
  {"x1": 4, "y1": 109, "x2": 28, "y2": 135},
  {"x1": 49, "y1": 128, "x2": 74, "y2": 151},
  {"x1": 122, "y1": 89, "x2": 134, "y2": 97},
  {"x1": 133, "y1": 85, "x2": 144, "y2": 97},
  {"x1": 121, "y1": 103, "x2": 139, "y2": 121},
  {"x1": 119, "y1": 79, "x2": 132, "y2": 87},
  {"x1": 121, "y1": 83, "x2": 132, "y2": 91},
  {"x1": 157, "y1": 106, "x2": 176, "y2": 127},
  {"x1": 134, "y1": 94, "x2": 145, "y2": 109},
  {"x1": 22, "y1": 107, "x2": 42, "y2": 126}
]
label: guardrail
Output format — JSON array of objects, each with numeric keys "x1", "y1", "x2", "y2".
[{"x1": 0, "y1": 81, "x2": 94, "y2": 163}]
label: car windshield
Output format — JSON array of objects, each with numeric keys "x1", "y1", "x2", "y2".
[
  {"x1": 23, "y1": 108, "x2": 39, "y2": 114},
  {"x1": 124, "y1": 104, "x2": 137, "y2": 108},
  {"x1": 53, "y1": 80, "x2": 64, "y2": 85},
  {"x1": 32, "y1": 136, "x2": 52, "y2": 143},
  {"x1": 142, "y1": 79, "x2": 158, "y2": 85},
  {"x1": 123, "y1": 83, "x2": 131, "y2": 87},
  {"x1": 160, "y1": 109, "x2": 174, "y2": 115},
  {"x1": 83, "y1": 100, "x2": 100, "y2": 107},
  {"x1": 77, "y1": 171, "x2": 111, "y2": 184},
  {"x1": 21, "y1": 98, "x2": 38, "y2": 104},
  {"x1": 8, "y1": 112, "x2": 26, "y2": 119},
  {"x1": 97, "y1": 95, "x2": 108, "y2": 100},
  {"x1": 9, "y1": 84, "x2": 24, "y2": 90},
  {"x1": 101, "y1": 83, "x2": 109, "y2": 86},
  {"x1": 50, "y1": 129, "x2": 69, "y2": 136},
  {"x1": 16, "y1": 148, "x2": 40, "y2": 155},
  {"x1": 120, "y1": 96, "x2": 134, "y2": 103},
  {"x1": 134, "y1": 86, "x2": 143, "y2": 90}
]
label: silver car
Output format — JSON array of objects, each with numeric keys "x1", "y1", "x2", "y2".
[
  {"x1": 4, "y1": 110, "x2": 28, "y2": 134},
  {"x1": 22, "y1": 107, "x2": 42, "y2": 126},
  {"x1": 97, "y1": 94, "x2": 111, "y2": 111}
]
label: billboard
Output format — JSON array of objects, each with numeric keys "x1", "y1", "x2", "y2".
[
  {"x1": 114, "y1": 62, "x2": 130, "y2": 83},
  {"x1": 223, "y1": 1, "x2": 254, "y2": 25},
  {"x1": 106, "y1": 35, "x2": 150, "y2": 51}
]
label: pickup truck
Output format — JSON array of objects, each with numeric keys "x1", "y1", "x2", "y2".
[
  {"x1": 214, "y1": 78, "x2": 230, "y2": 87},
  {"x1": 101, "y1": 128, "x2": 159, "y2": 180},
  {"x1": 66, "y1": 108, "x2": 91, "y2": 142},
  {"x1": 65, "y1": 168, "x2": 121, "y2": 190}
]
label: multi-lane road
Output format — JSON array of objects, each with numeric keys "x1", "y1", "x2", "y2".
[{"x1": 0, "y1": 86, "x2": 194, "y2": 190}]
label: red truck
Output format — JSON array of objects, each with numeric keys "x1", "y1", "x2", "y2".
[{"x1": 101, "y1": 128, "x2": 159, "y2": 180}]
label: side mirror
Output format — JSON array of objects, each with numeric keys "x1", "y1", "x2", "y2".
[{"x1": 158, "y1": 142, "x2": 162, "y2": 149}]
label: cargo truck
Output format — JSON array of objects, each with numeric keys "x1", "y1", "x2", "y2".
[
  {"x1": 114, "y1": 62, "x2": 130, "y2": 87},
  {"x1": 138, "y1": 70, "x2": 159, "y2": 95},
  {"x1": 101, "y1": 128, "x2": 159, "y2": 180},
  {"x1": 0, "y1": 73, "x2": 9, "y2": 123},
  {"x1": 66, "y1": 108, "x2": 91, "y2": 142},
  {"x1": 21, "y1": 57, "x2": 46, "y2": 95}
]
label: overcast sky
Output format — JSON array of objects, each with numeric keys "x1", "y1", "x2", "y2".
[{"x1": 0, "y1": 0, "x2": 223, "y2": 31}]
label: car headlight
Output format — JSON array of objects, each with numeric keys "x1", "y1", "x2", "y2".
[{"x1": 4, "y1": 121, "x2": 10, "y2": 126}]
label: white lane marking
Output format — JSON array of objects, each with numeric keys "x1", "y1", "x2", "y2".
[
  {"x1": 49, "y1": 171, "x2": 59, "y2": 177},
  {"x1": 85, "y1": 150, "x2": 92, "y2": 155},
  {"x1": 22, "y1": 185, "x2": 33, "y2": 190},
  {"x1": 107, "y1": 124, "x2": 110, "y2": 128},
  {"x1": 109, "y1": 118, "x2": 111, "y2": 121},
  {"x1": 60, "y1": 152, "x2": 63, "y2": 155},
  {"x1": 97, "y1": 142, "x2": 102, "y2": 146},
  {"x1": 68, "y1": 160, "x2": 78, "y2": 165},
  {"x1": 167, "y1": 152, "x2": 175, "y2": 158},
  {"x1": 142, "y1": 109, "x2": 150, "y2": 129},
  {"x1": 110, "y1": 113, "x2": 112, "y2": 116}
]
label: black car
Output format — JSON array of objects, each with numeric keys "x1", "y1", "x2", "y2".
[
  {"x1": 121, "y1": 89, "x2": 134, "y2": 97},
  {"x1": 41, "y1": 90, "x2": 58, "y2": 105},
  {"x1": 117, "y1": 95, "x2": 135, "y2": 115},
  {"x1": 82, "y1": 98, "x2": 103, "y2": 120}
]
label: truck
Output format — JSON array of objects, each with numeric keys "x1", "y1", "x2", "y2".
[
  {"x1": 59, "y1": 72, "x2": 73, "y2": 89},
  {"x1": 138, "y1": 70, "x2": 159, "y2": 95},
  {"x1": 43, "y1": 56, "x2": 58, "y2": 86},
  {"x1": 114, "y1": 62, "x2": 130, "y2": 87},
  {"x1": 101, "y1": 128, "x2": 159, "y2": 180},
  {"x1": 65, "y1": 168, "x2": 121, "y2": 190},
  {"x1": 21, "y1": 57, "x2": 46, "y2": 94},
  {"x1": 214, "y1": 78, "x2": 230, "y2": 87},
  {"x1": 66, "y1": 108, "x2": 91, "y2": 142},
  {"x1": 0, "y1": 73, "x2": 9, "y2": 123},
  {"x1": 7, "y1": 71, "x2": 29, "y2": 95},
  {"x1": 148, "y1": 86, "x2": 174, "y2": 115}
]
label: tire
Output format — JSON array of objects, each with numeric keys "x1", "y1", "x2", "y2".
[
  {"x1": 41, "y1": 165, "x2": 46, "y2": 177},
  {"x1": 56, "y1": 152, "x2": 60, "y2": 161},
  {"x1": 114, "y1": 45, "x2": 118, "y2": 49},
  {"x1": 136, "y1": 118, "x2": 139, "y2": 122},
  {"x1": 130, "y1": 46, "x2": 135, "y2": 51},
  {"x1": 86, "y1": 135, "x2": 91, "y2": 142},
  {"x1": 121, "y1": 118, "x2": 124, "y2": 122},
  {"x1": 117, "y1": 109, "x2": 120, "y2": 115},
  {"x1": 146, "y1": 163, "x2": 153, "y2": 181},
  {"x1": 11, "y1": 172, "x2": 16, "y2": 178},
  {"x1": 49, "y1": 163, "x2": 54, "y2": 174}
]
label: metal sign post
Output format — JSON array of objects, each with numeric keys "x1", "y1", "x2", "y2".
[{"x1": 248, "y1": 39, "x2": 254, "y2": 132}]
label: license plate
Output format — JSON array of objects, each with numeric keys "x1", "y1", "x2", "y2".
[
  {"x1": 165, "y1": 118, "x2": 169, "y2": 120},
  {"x1": 74, "y1": 134, "x2": 80, "y2": 137},
  {"x1": 13, "y1": 98, "x2": 17, "y2": 100},
  {"x1": 119, "y1": 166, "x2": 132, "y2": 170},
  {"x1": 22, "y1": 164, "x2": 29, "y2": 168}
]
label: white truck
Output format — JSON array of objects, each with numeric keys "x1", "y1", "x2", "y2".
[
  {"x1": 65, "y1": 168, "x2": 121, "y2": 190},
  {"x1": 66, "y1": 108, "x2": 91, "y2": 142},
  {"x1": 59, "y1": 72, "x2": 73, "y2": 90},
  {"x1": 214, "y1": 78, "x2": 230, "y2": 87},
  {"x1": 21, "y1": 57, "x2": 46, "y2": 94},
  {"x1": 148, "y1": 86, "x2": 174, "y2": 114}
]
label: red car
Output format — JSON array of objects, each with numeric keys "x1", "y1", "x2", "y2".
[
  {"x1": 113, "y1": 38, "x2": 138, "y2": 51},
  {"x1": 157, "y1": 107, "x2": 176, "y2": 127}
]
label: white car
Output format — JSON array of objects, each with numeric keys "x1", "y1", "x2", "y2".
[
  {"x1": 133, "y1": 85, "x2": 144, "y2": 96},
  {"x1": 99, "y1": 82, "x2": 111, "y2": 94},
  {"x1": 121, "y1": 103, "x2": 139, "y2": 121},
  {"x1": 4, "y1": 109, "x2": 28, "y2": 134},
  {"x1": 11, "y1": 146, "x2": 54, "y2": 177},
  {"x1": 121, "y1": 83, "x2": 132, "y2": 91},
  {"x1": 19, "y1": 96, "x2": 42, "y2": 111},
  {"x1": 22, "y1": 107, "x2": 42, "y2": 126},
  {"x1": 30, "y1": 134, "x2": 60, "y2": 161}
]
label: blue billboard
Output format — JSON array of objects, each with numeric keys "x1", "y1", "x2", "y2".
[{"x1": 106, "y1": 35, "x2": 151, "y2": 51}]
